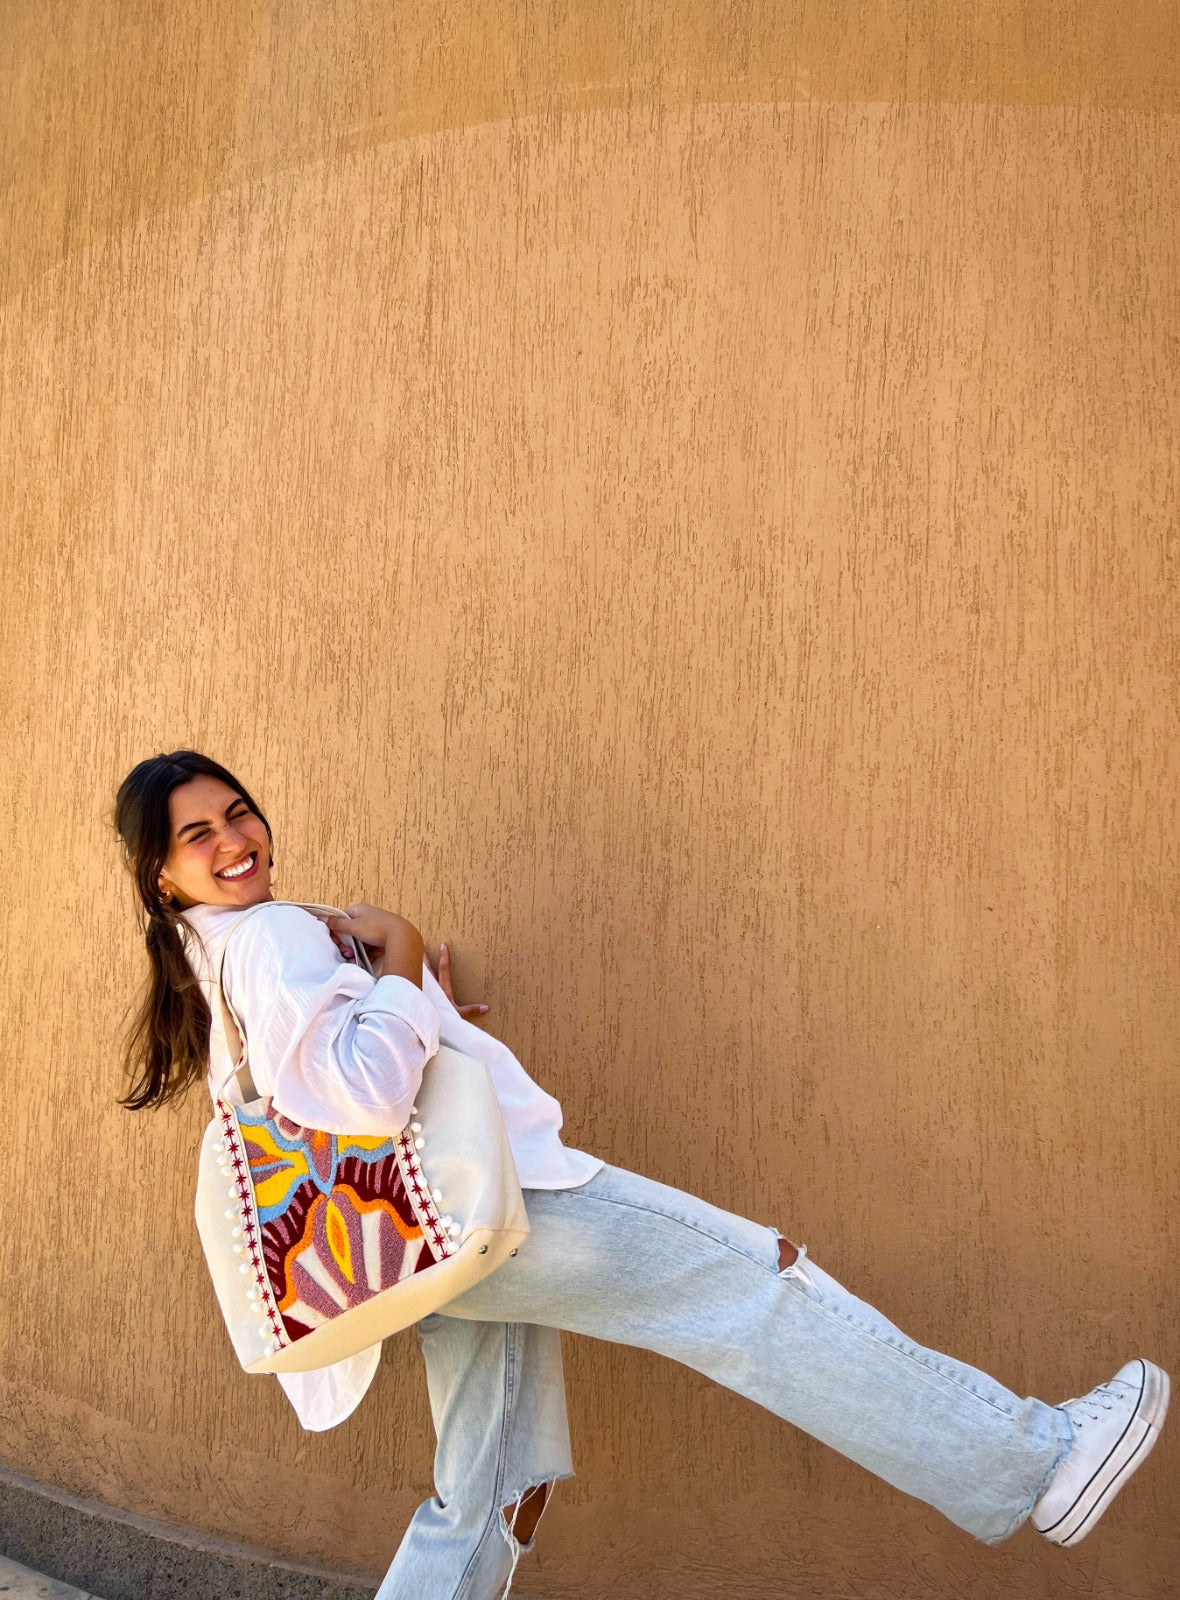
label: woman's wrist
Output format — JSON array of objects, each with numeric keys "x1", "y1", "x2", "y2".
[{"x1": 378, "y1": 915, "x2": 425, "y2": 987}]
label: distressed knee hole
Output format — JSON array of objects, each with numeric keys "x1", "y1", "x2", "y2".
[
  {"x1": 775, "y1": 1232, "x2": 815, "y2": 1287},
  {"x1": 777, "y1": 1236, "x2": 800, "y2": 1272},
  {"x1": 502, "y1": 1481, "x2": 550, "y2": 1548}
]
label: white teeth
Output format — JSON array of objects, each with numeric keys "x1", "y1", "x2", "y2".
[{"x1": 218, "y1": 854, "x2": 255, "y2": 880}]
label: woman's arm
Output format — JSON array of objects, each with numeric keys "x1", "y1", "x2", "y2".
[
  {"x1": 317, "y1": 908, "x2": 492, "y2": 1021},
  {"x1": 223, "y1": 904, "x2": 440, "y2": 1135}
]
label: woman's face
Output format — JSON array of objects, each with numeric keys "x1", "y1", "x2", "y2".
[{"x1": 157, "y1": 775, "x2": 273, "y2": 910}]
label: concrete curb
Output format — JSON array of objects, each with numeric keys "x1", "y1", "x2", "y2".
[{"x1": 0, "y1": 1466, "x2": 376, "y2": 1600}]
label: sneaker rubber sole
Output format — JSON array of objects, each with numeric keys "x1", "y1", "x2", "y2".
[{"x1": 1034, "y1": 1358, "x2": 1170, "y2": 1547}]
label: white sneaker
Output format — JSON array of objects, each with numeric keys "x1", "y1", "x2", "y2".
[{"x1": 1030, "y1": 1359, "x2": 1170, "y2": 1547}]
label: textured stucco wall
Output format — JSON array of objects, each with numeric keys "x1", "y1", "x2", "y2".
[{"x1": 1, "y1": 5, "x2": 1177, "y2": 1596}]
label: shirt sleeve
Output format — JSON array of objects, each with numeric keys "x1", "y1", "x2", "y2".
[{"x1": 222, "y1": 903, "x2": 441, "y2": 1135}]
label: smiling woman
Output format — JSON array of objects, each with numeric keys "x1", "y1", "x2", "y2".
[
  {"x1": 113, "y1": 751, "x2": 277, "y2": 1110},
  {"x1": 111, "y1": 750, "x2": 1170, "y2": 1600},
  {"x1": 160, "y1": 778, "x2": 274, "y2": 906}
]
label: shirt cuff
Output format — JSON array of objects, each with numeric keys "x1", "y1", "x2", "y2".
[
  {"x1": 358, "y1": 973, "x2": 442, "y2": 1055},
  {"x1": 276, "y1": 1344, "x2": 382, "y2": 1431}
]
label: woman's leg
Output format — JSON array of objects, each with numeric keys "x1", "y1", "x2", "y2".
[
  {"x1": 443, "y1": 1165, "x2": 1076, "y2": 1545},
  {"x1": 374, "y1": 1316, "x2": 573, "y2": 1600}
]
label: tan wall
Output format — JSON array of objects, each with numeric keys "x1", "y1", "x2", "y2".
[{"x1": 1, "y1": 4, "x2": 1177, "y2": 1595}]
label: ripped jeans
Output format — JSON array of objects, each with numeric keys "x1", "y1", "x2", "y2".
[{"x1": 374, "y1": 1163, "x2": 1074, "y2": 1600}]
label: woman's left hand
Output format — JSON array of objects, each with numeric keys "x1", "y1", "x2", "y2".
[
  {"x1": 318, "y1": 904, "x2": 422, "y2": 980},
  {"x1": 427, "y1": 941, "x2": 490, "y2": 1022}
]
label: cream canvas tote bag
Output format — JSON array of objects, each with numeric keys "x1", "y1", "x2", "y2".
[{"x1": 194, "y1": 902, "x2": 530, "y2": 1374}]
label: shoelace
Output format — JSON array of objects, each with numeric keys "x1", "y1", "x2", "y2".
[{"x1": 1065, "y1": 1382, "x2": 1125, "y2": 1427}]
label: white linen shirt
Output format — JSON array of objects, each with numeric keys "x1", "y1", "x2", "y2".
[{"x1": 180, "y1": 900, "x2": 601, "y2": 1430}]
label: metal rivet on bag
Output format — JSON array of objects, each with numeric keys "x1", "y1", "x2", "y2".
[
  {"x1": 509, "y1": 1249, "x2": 518, "y2": 1257},
  {"x1": 478, "y1": 1244, "x2": 489, "y2": 1254}
]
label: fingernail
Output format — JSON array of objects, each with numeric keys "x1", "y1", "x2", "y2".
[
  {"x1": 479, "y1": 1005, "x2": 489, "y2": 1012},
  {"x1": 440, "y1": 941, "x2": 448, "y2": 950}
]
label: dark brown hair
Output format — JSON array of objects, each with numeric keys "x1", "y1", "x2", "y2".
[{"x1": 113, "y1": 750, "x2": 273, "y2": 1110}]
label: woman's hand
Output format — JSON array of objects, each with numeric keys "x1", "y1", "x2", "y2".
[
  {"x1": 426, "y1": 941, "x2": 490, "y2": 1023},
  {"x1": 321, "y1": 904, "x2": 424, "y2": 984}
]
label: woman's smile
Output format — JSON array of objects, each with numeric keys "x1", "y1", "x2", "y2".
[
  {"x1": 216, "y1": 851, "x2": 259, "y2": 881},
  {"x1": 158, "y1": 774, "x2": 274, "y2": 909}
]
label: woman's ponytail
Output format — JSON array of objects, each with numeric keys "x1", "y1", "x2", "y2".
[{"x1": 119, "y1": 901, "x2": 212, "y2": 1110}]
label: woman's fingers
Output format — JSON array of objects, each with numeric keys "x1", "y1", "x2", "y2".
[
  {"x1": 325, "y1": 903, "x2": 383, "y2": 931},
  {"x1": 325, "y1": 905, "x2": 396, "y2": 947},
  {"x1": 436, "y1": 940, "x2": 451, "y2": 982},
  {"x1": 436, "y1": 942, "x2": 489, "y2": 1016}
]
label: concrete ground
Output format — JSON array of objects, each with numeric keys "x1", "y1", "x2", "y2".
[{"x1": 0, "y1": 1557, "x2": 103, "y2": 1600}]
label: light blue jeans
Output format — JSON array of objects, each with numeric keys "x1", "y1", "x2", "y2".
[{"x1": 375, "y1": 1164, "x2": 1075, "y2": 1599}]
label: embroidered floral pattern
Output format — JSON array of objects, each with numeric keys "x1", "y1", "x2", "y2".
[{"x1": 220, "y1": 1102, "x2": 453, "y2": 1352}]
